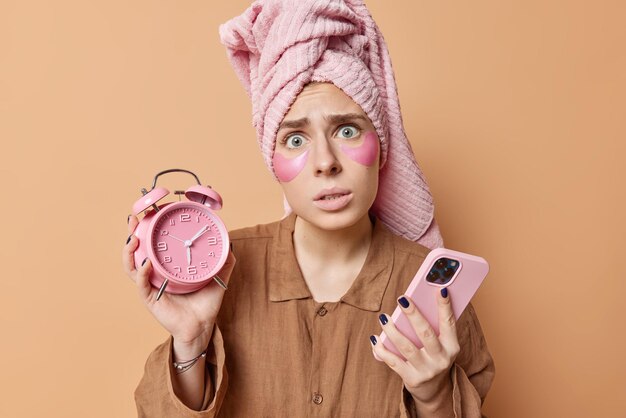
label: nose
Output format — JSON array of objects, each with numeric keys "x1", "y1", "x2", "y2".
[{"x1": 312, "y1": 136, "x2": 342, "y2": 177}]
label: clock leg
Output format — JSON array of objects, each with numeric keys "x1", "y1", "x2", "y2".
[
  {"x1": 156, "y1": 278, "x2": 169, "y2": 301},
  {"x1": 212, "y1": 275, "x2": 228, "y2": 290}
]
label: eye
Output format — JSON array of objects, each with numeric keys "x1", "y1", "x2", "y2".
[
  {"x1": 285, "y1": 134, "x2": 306, "y2": 149},
  {"x1": 337, "y1": 125, "x2": 359, "y2": 139}
]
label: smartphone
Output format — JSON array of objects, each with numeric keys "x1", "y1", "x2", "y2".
[{"x1": 374, "y1": 247, "x2": 489, "y2": 362}]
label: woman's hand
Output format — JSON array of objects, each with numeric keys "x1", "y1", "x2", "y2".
[
  {"x1": 122, "y1": 214, "x2": 236, "y2": 349},
  {"x1": 370, "y1": 289, "x2": 459, "y2": 413}
]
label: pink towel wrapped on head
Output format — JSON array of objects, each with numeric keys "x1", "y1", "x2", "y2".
[{"x1": 219, "y1": 0, "x2": 443, "y2": 249}]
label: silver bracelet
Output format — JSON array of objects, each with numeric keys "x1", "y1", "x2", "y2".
[{"x1": 173, "y1": 348, "x2": 208, "y2": 374}]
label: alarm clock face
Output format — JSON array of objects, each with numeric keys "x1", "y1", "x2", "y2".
[{"x1": 147, "y1": 202, "x2": 229, "y2": 283}]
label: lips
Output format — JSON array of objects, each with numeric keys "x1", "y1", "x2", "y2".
[
  {"x1": 313, "y1": 187, "x2": 351, "y2": 201},
  {"x1": 312, "y1": 187, "x2": 353, "y2": 211}
]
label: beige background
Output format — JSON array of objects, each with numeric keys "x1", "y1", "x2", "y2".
[{"x1": 1, "y1": 0, "x2": 624, "y2": 416}]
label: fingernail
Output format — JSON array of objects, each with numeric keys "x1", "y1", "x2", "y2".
[
  {"x1": 127, "y1": 214, "x2": 131, "y2": 224},
  {"x1": 441, "y1": 287, "x2": 448, "y2": 298},
  {"x1": 126, "y1": 235, "x2": 132, "y2": 245},
  {"x1": 398, "y1": 296, "x2": 409, "y2": 308},
  {"x1": 141, "y1": 257, "x2": 148, "y2": 266},
  {"x1": 369, "y1": 335, "x2": 377, "y2": 345},
  {"x1": 378, "y1": 314, "x2": 388, "y2": 325}
]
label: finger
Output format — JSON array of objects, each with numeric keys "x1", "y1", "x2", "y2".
[
  {"x1": 369, "y1": 334, "x2": 416, "y2": 383},
  {"x1": 136, "y1": 257, "x2": 156, "y2": 302},
  {"x1": 397, "y1": 295, "x2": 445, "y2": 358},
  {"x1": 437, "y1": 287, "x2": 460, "y2": 354},
  {"x1": 122, "y1": 234, "x2": 140, "y2": 278},
  {"x1": 377, "y1": 313, "x2": 425, "y2": 369}
]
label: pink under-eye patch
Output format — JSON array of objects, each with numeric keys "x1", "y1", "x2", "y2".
[
  {"x1": 340, "y1": 131, "x2": 379, "y2": 167},
  {"x1": 272, "y1": 149, "x2": 310, "y2": 182}
]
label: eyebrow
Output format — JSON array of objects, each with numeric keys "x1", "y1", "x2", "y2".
[{"x1": 277, "y1": 113, "x2": 370, "y2": 131}]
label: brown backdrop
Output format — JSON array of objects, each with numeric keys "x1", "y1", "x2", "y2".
[{"x1": 1, "y1": 1, "x2": 624, "y2": 416}]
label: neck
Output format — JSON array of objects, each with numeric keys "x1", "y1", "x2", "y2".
[{"x1": 293, "y1": 212, "x2": 374, "y2": 264}]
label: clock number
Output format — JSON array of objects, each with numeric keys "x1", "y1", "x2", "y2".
[
  {"x1": 157, "y1": 242, "x2": 168, "y2": 252},
  {"x1": 208, "y1": 252, "x2": 215, "y2": 257},
  {"x1": 180, "y1": 214, "x2": 191, "y2": 222},
  {"x1": 163, "y1": 256, "x2": 172, "y2": 263},
  {"x1": 196, "y1": 216, "x2": 200, "y2": 223},
  {"x1": 207, "y1": 237, "x2": 217, "y2": 245},
  {"x1": 200, "y1": 261, "x2": 208, "y2": 268},
  {"x1": 160, "y1": 230, "x2": 168, "y2": 236},
  {"x1": 169, "y1": 219, "x2": 175, "y2": 226},
  {"x1": 173, "y1": 266, "x2": 181, "y2": 273},
  {"x1": 187, "y1": 266, "x2": 197, "y2": 275}
]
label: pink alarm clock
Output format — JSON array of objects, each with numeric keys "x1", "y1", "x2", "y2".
[{"x1": 131, "y1": 169, "x2": 229, "y2": 300}]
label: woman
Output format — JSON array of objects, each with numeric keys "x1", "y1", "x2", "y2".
[{"x1": 123, "y1": 1, "x2": 494, "y2": 417}]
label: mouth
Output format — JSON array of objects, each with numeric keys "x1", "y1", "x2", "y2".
[
  {"x1": 313, "y1": 187, "x2": 352, "y2": 201},
  {"x1": 312, "y1": 187, "x2": 354, "y2": 211},
  {"x1": 318, "y1": 193, "x2": 349, "y2": 201}
]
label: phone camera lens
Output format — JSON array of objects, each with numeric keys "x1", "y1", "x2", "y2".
[
  {"x1": 435, "y1": 258, "x2": 447, "y2": 270},
  {"x1": 427, "y1": 270, "x2": 440, "y2": 283},
  {"x1": 443, "y1": 267, "x2": 455, "y2": 279}
]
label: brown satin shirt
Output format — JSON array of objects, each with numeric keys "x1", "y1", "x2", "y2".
[{"x1": 134, "y1": 212, "x2": 495, "y2": 417}]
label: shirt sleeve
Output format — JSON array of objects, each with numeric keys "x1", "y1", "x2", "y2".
[
  {"x1": 399, "y1": 303, "x2": 495, "y2": 418},
  {"x1": 134, "y1": 324, "x2": 228, "y2": 418}
]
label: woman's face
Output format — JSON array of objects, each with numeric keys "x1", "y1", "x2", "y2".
[{"x1": 272, "y1": 82, "x2": 380, "y2": 231}]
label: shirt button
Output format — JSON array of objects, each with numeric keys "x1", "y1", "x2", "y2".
[
  {"x1": 312, "y1": 392, "x2": 323, "y2": 405},
  {"x1": 317, "y1": 307, "x2": 328, "y2": 316}
]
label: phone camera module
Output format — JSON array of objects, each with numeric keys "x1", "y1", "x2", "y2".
[{"x1": 426, "y1": 257, "x2": 460, "y2": 285}]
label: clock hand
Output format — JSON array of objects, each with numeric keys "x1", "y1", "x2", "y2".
[
  {"x1": 187, "y1": 246, "x2": 191, "y2": 265},
  {"x1": 189, "y1": 225, "x2": 210, "y2": 244},
  {"x1": 166, "y1": 233, "x2": 186, "y2": 244}
]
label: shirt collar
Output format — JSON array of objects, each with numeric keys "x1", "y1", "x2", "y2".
[{"x1": 268, "y1": 211, "x2": 394, "y2": 312}]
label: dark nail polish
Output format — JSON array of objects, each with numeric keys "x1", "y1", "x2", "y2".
[
  {"x1": 127, "y1": 214, "x2": 131, "y2": 224},
  {"x1": 441, "y1": 287, "x2": 448, "y2": 298},
  {"x1": 369, "y1": 335, "x2": 377, "y2": 345},
  {"x1": 126, "y1": 235, "x2": 132, "y2": 244},
  {"x1": 379, "y1": 314, "x2": 388, "y2": 325},
  {"x1": 398, "y1": 296, "x2": 409, "y2": 308},
  {"x1": 141, "y1": 257, "x2": 148, "y2": 266}
]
